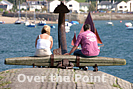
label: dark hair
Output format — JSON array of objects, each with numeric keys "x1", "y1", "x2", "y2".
[
  {"x1": 83, "y1": 24, "x2": 90, "y2": 31},
  {"x1": 41, "y1": 29, "x2": 46, "y2": 34}
]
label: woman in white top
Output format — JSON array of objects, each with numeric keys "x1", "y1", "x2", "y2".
[{"x1": 35, "y1": 25, "x2": 53, "y2": 56}]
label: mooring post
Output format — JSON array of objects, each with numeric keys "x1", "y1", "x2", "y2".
[{"x1": 54, "y1": 1, "x2": 70, "y2": 54}]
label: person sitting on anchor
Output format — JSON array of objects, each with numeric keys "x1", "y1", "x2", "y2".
[
  {"x1": 35, "y1": 25, "x2": 53, "y2": 56},
  {"x1": 64, "y1": 24, "x2": 100, "y2": 57}
]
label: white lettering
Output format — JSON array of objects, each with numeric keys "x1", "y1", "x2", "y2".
[
  {"x1": 75, "y1": 74, "x2": 81, "y2": 82},
  {"x1": 94, "y1": 76, "x2": 100, "y2": 82},
  {"x1": 50, "y1": 74, "x2": 56, "y2": 82},
  {"x1": 27, "y1": 76, "x2": 33, "y2": 82},
  {"x1": 17, "y1": 73, "x2": 106, "y2": 83},
  {"x1": 56, "y1": 74, "x2": 62, "y2": 82},
  {"x1": 90, "y1": 73, "x2": 93, "y2": 82},
  {"x1": 102, "y1": 74, "x2": 106, "y2": 82},
  {"x1": 82, "y1": 75, "x2": 89, "y2": 82},
  {"x1": 86, "y1": 33, "x2": 96, "y2": 42},
  {"x1": 34, "y1": 76, "x2": 41, "y2": 82},
  {"x1": 63, "y1": 76, "x2": 70, "y2": 82},
  {"x1": 18, "y1": 74, "x2": 26, "y2": 82},
  {"x1": 41, "y1": 76, "x2": 46, "y2": 82}
]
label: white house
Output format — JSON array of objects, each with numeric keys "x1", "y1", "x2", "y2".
[
  {"x1": 97, "y1": 0, "x2": 133, "y2": 12},
  {"x1": 0, "y1": 0, "x2": 13, "y2": 11},
  {"x1": 97, "y1": 1, "x2": 112, "y2": 10},
  {"x1": 48, "y1": 0, "x2": 79, "y2": 13},
  {"x1": 127, "y1": 0, "x2": 133, "y2": 12},
  {"x1": 111, "y1": 1, "x2": 119, "y2": 11},
  {"x1": 19, "y1": 2, "x2": 27, "y2": 10},
  {"x1": 18, "y1": 1, "x2": 45, "y2": 11},
  {"x1": 28, "y1": 1, "x2": 43, "y2": 11},
  {"x1": 66, "y1": 0, "x2": 79, "y2": 13},
  {"x1": 0, "y1": 2, "x2": 7, "y2": 11},
  {"x1": 117, "y1": 1, "x2": 127, "y2": 12},
  {"x1": 48, "y1": 0, "x2": 60, "y2": 12},
  {"x1": 79, "y1": 3, "x2": 90, "y2": 13}
]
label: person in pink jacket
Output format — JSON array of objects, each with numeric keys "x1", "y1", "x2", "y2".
[{"x1": 65, "y1": 24, "x2": 100, "y2": 57}]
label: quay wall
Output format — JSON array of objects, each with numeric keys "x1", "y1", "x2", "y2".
[{"x1": 2, "y1": 13, "x2": 133, "y2": 23}]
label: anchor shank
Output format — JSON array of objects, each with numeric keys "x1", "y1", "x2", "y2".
[{"x1": 58, "y1": 13, "x2": 67, "y2": 54}]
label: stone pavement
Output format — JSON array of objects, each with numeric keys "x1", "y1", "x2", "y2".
[{"x1": 0, "y1": 68, "x2": 132, "y2": 89}]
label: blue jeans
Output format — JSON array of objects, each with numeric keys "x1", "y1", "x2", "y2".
[{"x1": 73, "y1": 49, "x2": 96, "y2": 58}]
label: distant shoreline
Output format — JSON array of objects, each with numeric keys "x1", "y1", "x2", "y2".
[
  {"x1": 0, "y1": 15, "x2": 58, "y2": 24},
  {"x1": 1, "y1": 13, "x2": 133, "y2": 24},
  {"x1": 91, "y1": 13, "x2": 133, "y2": 21}
]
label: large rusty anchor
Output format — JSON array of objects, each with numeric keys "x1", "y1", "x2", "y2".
[{"x1": 52, "y1": 2, "x2": 73, "y2": 69}]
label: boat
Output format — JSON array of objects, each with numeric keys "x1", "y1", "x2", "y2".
[
  {"x1": 15, "y1": 1, "x2": 21, "y2": 24},
  {"x1": 126, "y1": 26, "x2": 133, "y2": 30},
  {"x1": 65, "y1": 22, "x2": 71, "y2": 32},
  {"x1": 24, "y1": 5, "x2": 29, "y2": 26},
  {"x1": 27, "y1": 22, "x2": 36, "y2": 27},
  {"x1": 64, "y1": 21, "x2": 72, "y2": 32},
  {"x1": 106, "y1": 11, "x2": 113, "y2": 25},
  {"x1": 65, "y1": 21, "x2": 72, "y2": 27},
  {"x1": 125, "y1": 22, "x2": 132, "y2": 27},
  {"x1": 70, "y1": 21, "x2": 79, "y2": 25},
  {"x1": 107, "y1": 21, "x2": 113, "y2": 25},
  {"x1": 0, "y1": 21, "x2": 5, "y2": 24},
  {"x1": 27, "y1": 11, "x2": 36, "y2": 27},
  {"x1": 15, "y1": 20, "x2": 21, "y2": 24},
  {"x1": 65, "y1": 26, "x2": 70, "y2": 33},
  {"x1": 24, "y1": 20, "x2": 30, "y2": 26},
  {"x1": 50, "y1": 25, "x2": 55, "y2": 28},
  {"x1": 38, "y1": 20, "x2": 46, "y2": 26},
  {"x1": 106, "y1": 22, "x2": 113, "y2": 25}
]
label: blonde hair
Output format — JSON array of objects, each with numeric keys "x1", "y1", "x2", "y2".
[{"x1": 41, "y1": 25, "x2": 51, "y2": 35}]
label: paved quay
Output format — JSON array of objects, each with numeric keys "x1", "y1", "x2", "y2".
[{"x1": 0, "y1": 68, "x2": 132, "y2": 89}]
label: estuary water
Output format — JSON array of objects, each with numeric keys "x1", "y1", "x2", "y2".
[{"x1": 0, "y1": 20, "x2": 133, "y2": 83}]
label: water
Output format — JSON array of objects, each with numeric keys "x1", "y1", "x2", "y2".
[{"x1": 0, "y1": 20, "x2": 133, "y2": 83}]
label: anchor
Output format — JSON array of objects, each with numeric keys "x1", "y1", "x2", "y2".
[
  {"x1": 52, "y1": 2, "x2": 97, "y2": 71},
  {"x1": 52, "y1": 2, "x2": 74, "y2": 69},
  {"x1": 53, "y1": 1, "x2": 69, "y2": 55}
]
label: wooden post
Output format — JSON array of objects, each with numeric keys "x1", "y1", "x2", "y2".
[{"x1": 54, "y1": 2, "x2": 70, "y2": 54}]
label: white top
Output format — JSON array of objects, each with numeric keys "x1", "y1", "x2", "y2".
[{"x1": 36, "y1": 35, "x2": 51, "y2": 49}]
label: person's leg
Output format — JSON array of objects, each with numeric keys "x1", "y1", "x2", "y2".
[
  {"x1": 73, "y1": 50, "x2": 85, "y2": 57},
  {"x1": 73, "y1": 50, "x2": 80, "y2": 56},
  {"x1": 74, "y1": 50, "x2": 97, "y2": 57}
]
